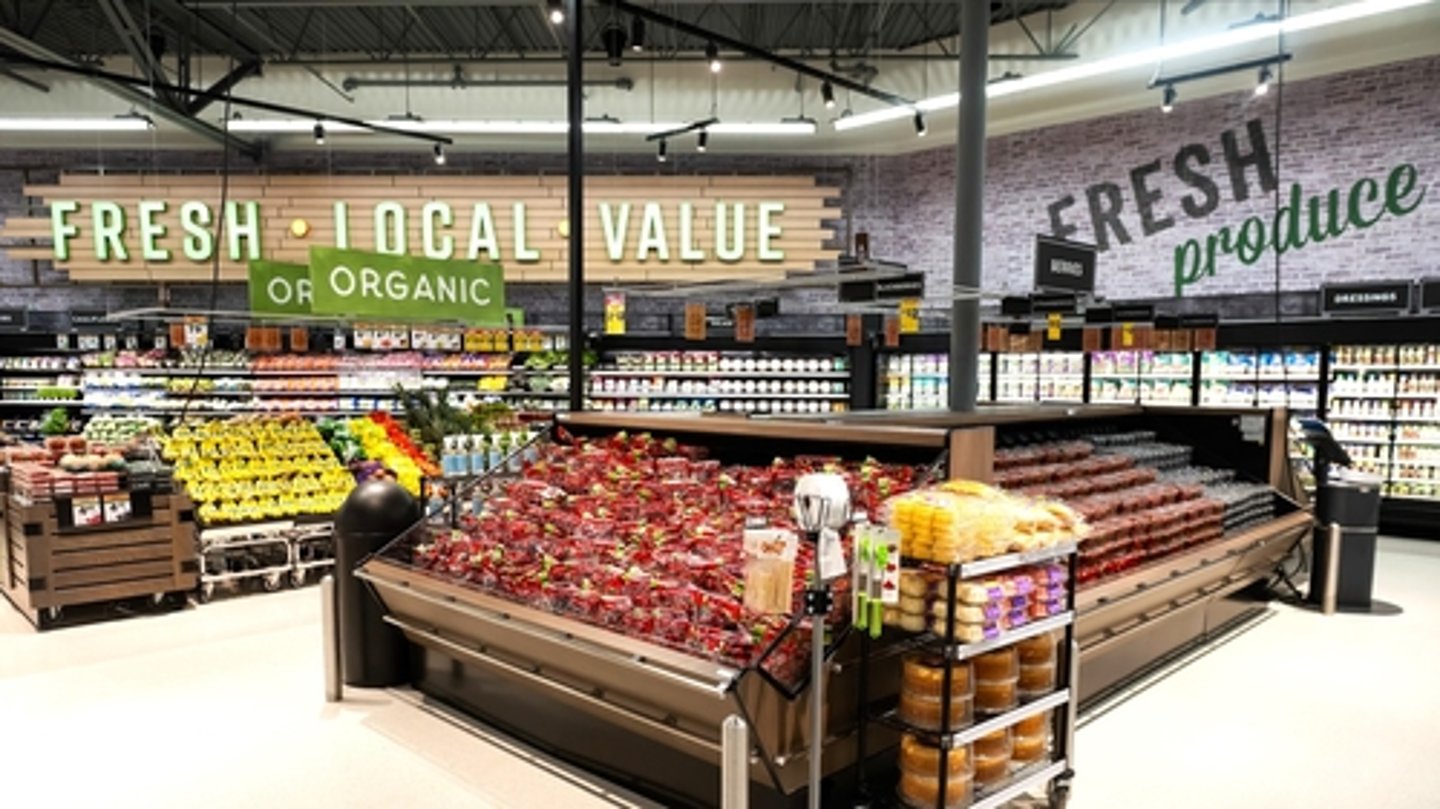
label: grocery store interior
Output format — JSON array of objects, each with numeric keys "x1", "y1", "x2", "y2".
[{"x1": 1, "y1": 2, "x2": 1438, "y2": 808}]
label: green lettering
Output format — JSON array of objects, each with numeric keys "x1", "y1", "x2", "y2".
[
  {"x1": 50, "y1": 200, "x2": 79, "y2": 261},
  {"x1": 225, "y1": 201, "x2": 262, "y2": 261},
  {"x1": 1385, "y1": 163, "x2": 1426, "y2": 216},
  {"x1": 92, "y1": 202, "x2": 128, "y2": 262},
  {"x1": 1306, "y1": 190, "x2": 1346, "y2": 245},
  {"x1": 1173, "y1": 239, "x2": 1205, "y2": 296},
  {"x1": 374, "y1": 201, "x2": 407, "y2": 255},
  {"x1": 1272, "y1": 183, "x2": 1306, "y2": 255},
  {"x1": 138, "y1": 200, "x2": 170, "y2": 261},
  {"x1": 1347, "y1": 177, "x2": 1383, "y2": 228},
  {"x1": 180, "y1": 202, "x2": 214, "y2": 262},
  {"x1": 1235, "y1": 217, "x2": 1267, "y2": 265}
]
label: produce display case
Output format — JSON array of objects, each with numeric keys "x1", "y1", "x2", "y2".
[
  {"x1": 359, "y1": 414, "x2": 955, "y2": 808},
  {"x1": 778, "y1": 404, "x2": 1311, "y2": 705},
  {"x1": 1, "y1": 488, "x2": 198, "y2": 627}
]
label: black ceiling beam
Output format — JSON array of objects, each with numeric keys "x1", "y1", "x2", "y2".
[
  {"x1": 187, "y1": 59, "x2": 262, "y2": 115},
  {"x1": 0, "y1": 23, "x2": 256, "y2": 157},
  {"x1": 97, "y1": 0, "x2": 183, "y2": 111},
  {"x1": 602, "y1": 0, "x2": 915, "y2": 110},
  {"x1": 21, "y1": 0, "x2": 57, "y2": 37},
  {"x1": 2, "y1": 50, "x2": 452, "y2": 149},
  {"x1": 0, "y1": 65, "x2": 48, "y2": 93},
  {"x1": 146, "y1": 0, "x2": 267, "y2": 61}
]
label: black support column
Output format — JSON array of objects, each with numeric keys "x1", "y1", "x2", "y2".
[
  {"x1": 949, "y1": 0, "x2": 989, "y2": 412},
  {"x1": 566, "y1": 0, "x2": 586, "y2": 413}
]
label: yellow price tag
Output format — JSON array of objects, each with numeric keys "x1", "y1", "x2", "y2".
[
  {"x1": 604, "y1": 292, "x2": 626, "y2": 335},
  {"x1": 1047, "y1": 312, "x2": 1062, "y2": 341},
  {"x1": 1121, "y1": 322, "x2": 1134, "y2": 348},
  {"x1": 898, "y1": 299, "x2": 920, "y2": 334}
]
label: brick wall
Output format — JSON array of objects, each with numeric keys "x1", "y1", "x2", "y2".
[
  {"x1": 2, "y1": 53, "x2": 1436, "y2": 324},
  {"x1": 864, "y1": 53, "x2": 1440, "y2": 303}
]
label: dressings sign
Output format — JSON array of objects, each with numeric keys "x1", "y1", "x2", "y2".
[{"x1": 0, "y1": 174, "x2": 840, "y2": 284}]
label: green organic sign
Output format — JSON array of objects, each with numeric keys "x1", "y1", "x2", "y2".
[
  {"x1": 307, "y1": 247, "x2": 505, "y2": 324},
  {"x1": 248, "y1": 260, "x2": 312, "y2": 315}
]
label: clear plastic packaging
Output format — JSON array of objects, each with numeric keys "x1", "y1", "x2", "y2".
[
  {"x1": 902, "y1": 653, "x2": 974, "y2": 699},
  {"x1": 973, "y1": 647, "x2": 1019, "y2": 681},
  {"x1": 899, "y1": 692, "x2": 973, "y2": 731},
  {"x1": 974, "y1": 677, "x2": 1019, "y2": 715}
]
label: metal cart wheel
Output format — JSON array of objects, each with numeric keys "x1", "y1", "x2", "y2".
[
  {"x1": 291, "y1": 568, "x2": 308, "y2": 588},
  {"x1": 152, "y1": 592, "x2": 167, "y2": 606},
  {"x1": 198, "y1": 583, "x2": 215, "y2": 603},
  {"x1": 263, "y1": 572, "x2": 285, "y2": 592},
  {"x1": 1048, "y1": 776, "x2": 1072, "y2": 809}
]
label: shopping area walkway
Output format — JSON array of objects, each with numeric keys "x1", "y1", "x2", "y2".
[{"x1": 2, "y1": 538, "x2": 1437, "y2": 809}]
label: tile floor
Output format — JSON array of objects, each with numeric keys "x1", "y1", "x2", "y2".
[{"x1": 2, "y1": 538, "x2": 1437, "y2": 809}]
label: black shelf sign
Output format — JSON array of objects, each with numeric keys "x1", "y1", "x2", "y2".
[
  {"x1": 0, "y1": 309, "x2": 24, "y2": 330},
  {"x1": 1422, "y1": 279, "x2": 1440, "y2": 311},
  {"x1": 1321, "y1": 282, "x2": 1413, "y2": 313},
  {"x1": 70, "y1": 309, "x2": 112, "y2": 328},
  {"x1": 1111, "y1": 304, "x2": 1156, "y2": 323},
  {"x1": 1178, "y1": 313, "x2": 1220, "y2": 328},
  {"x1": 838, "y1": 271, "x2": 926, "y2": 303},
  {"x1": 1034, "y1": 235, "x2": 1097, "y2": 293}
]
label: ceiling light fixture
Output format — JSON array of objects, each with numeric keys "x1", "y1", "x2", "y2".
[
  {"x1": 821, "y1": 81, "x2": 836, "y2": 109},
  {"x1": 913, "y1": 111, "x2": 927, "y2": 137},
  {"x1": 602, "y1": 24, "x2": 627, "y2": 67},
  {"x1": 706, "y1": 41, "x2": 721, "y2": 74},
  {"x1": 313, "y1": 122, "x2": 325, "y2": 145},
  {"x1": 1161, "y1": 84, "x2": 1177, "y2": 113},
  {"x1": 834, "y1": 0, "x2": 1431, "y2": 132},
  {"x1": 225, "y1": 119, "x2": 364, "y2": 133},
  {"x1": 696, "y1": 130, "x2": 708, "y2": 152},
  {"x1": 547, "y1": 0, "x2": 564, "y2": 25},
  {"x1": 0, "y1": 117, "x2": 155, "y2": 132},
  {"x1": 630, "y1": 15, "x2": 645, "y2": 52},
  {"x1": 1254, "y1": 65, "x2": 1273, "y2": 96},
  {"x1": 657, "y1": 139, "x2": 668, "y2": 162},
  {"x1": 219, "y1": 119, "x2": 817, "y2": 137},
  {"x1": 433, "y1": 143, "x2": 447, "y2": 165}
]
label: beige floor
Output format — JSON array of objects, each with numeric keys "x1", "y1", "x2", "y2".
[{"x1": 2, "y1": 538, "x2": 1438, "y2": 809}]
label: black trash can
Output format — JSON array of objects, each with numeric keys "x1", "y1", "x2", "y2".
[
  {"x1": 1308, "y1": 473, "x2": 1382, "y2": 610},
  {"x1": 334, "y1": 480, "x2": 421, "y2": 687}
]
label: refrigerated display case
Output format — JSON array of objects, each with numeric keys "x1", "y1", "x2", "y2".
[
  {"x1": 1199, "y1": 348, "x2": 1320, "y2": 412},
  {"x1": 1089, "y1": 351, "x2": 1193, "y2": 405},
  {"x1": 878, "y1": 353, "x2": 992, "y2": 410},
  {"x1": 1330, "y1": 344, "x2": 1440, "y2": 502},
  {"x1": 996, "y1": 352, "x2": 1083, "y2": 403}
]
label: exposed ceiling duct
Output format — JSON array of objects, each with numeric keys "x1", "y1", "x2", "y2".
[{"x1": 341, "y1": 65, "x2": 633, "y2": 93}]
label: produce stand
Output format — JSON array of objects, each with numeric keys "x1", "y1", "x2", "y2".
[
  {"x1": 1, "y1": 487, "x2": 198, "y2": 628},
  {"x1": 780, "y1": 403, "x2": 1313, "y2": 704},
  {"x1": 359, "y1": 414, "x2": 952, "y2": 808}
]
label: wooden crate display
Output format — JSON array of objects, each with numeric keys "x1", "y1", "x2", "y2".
[{"x1": 1, "y1": 492, "x2": 199, "y2": 626}]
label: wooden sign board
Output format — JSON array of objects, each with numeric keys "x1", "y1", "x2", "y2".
[
  {"x1": 1, "y1": 173, "x2": 842, "y2": 284},
  {"x1": 684, "y1": 303, "x2": 706, "y2": 341}
]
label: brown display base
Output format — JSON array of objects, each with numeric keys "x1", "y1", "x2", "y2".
[
  {"x1": 1, "y1": 493, "x2": 199, "y2": 629},
  {"x1": 1074, "y1": 510, "x2": 1311, "y2": 705}
]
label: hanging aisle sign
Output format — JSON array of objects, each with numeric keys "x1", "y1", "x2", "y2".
[
  {"x1": 247, "y1": 250, "x2": 506, "y2": 325},
  {"x1": 1, "y1": 173, "x2": 841, "y2": 284},
  {"x1": 307, "y1": 247, "x2": 505, "y2": 323}
]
